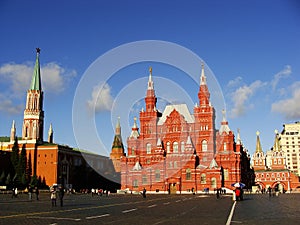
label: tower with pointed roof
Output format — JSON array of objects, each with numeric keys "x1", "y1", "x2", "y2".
[
  {"x1": 269, "y1": 130, "x2": 285, "y2": 170},
  {"x1": 10, "y1": 120, "x2": 16, "y2": 142},
  {"x1": 119, "y1": 64, "x2": 253, "y2": 193},
  {"x1": 110, "y1": 117, "x2": 125, "y2": 172},
  {"x1": 252, "y1": 131, "x2": 266, "y2": 170},
  {"x1": 22, "y1": 48, "x2": 44, "y2": 142},
  {"x1": 194, "y1": 63, "x2": 216, "y2": 165}
]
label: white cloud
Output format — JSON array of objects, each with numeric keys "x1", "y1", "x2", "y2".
[
  {"x1": 87, "y1": 83, "x2": 114, "y2": 113},
  {"x1": 271, "y1": 81, "x2": 300, "y2": 119},
  {"x1": 229, "y1": 80, "x2": 267, "y2": 118},
  {"x1": 0, "y1": 94, "x2": 23, "y2": 115},
  {"x1": 0, "y1": 61, "x2": 76, "y2": 114},
  {"x1": 271, "y1": 65, "x2": 291, "y2": 91},
  {"x1": 227, "y1": 76, "x2": 243, "y2": 88}
]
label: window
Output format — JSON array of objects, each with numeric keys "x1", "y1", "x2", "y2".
[
  {"x1": 186, "y1": 168, "x2": 191, "y2": 180},
  {"x1": 174, "y1": 161, "x2": 178, "y2": 168},
  {"x1": 131, "y1": 147, "x2": 135, "y2": 156},
  {"x1": 142, "y1": 175, "x2": 147, "y2": 185},
  {"x1": 200, "y1": 174, "x2": 206, "y2": 184},
  {"x1": 202, "y1": 140, "x2": 208, "y2": 152},
  {"x1": 181, "y1": 142, "x2": 185, "y2": 152},
  {"x1": 223, "y1": 142, "x2": 227, "y2": 151},
  {"x1": 146, "y1": 143, "x2": 151, "y2": 154},
  {"x1": 173, "y1": 142, "x2": 179, "y2": 153},
  {"x1": 155, "y1": 170, "x2": 160, "y2": 182},
  {"x1": 211, "y1": 177, "x2": 217, "y2": 188},
  {"x1": 167, "y1": 142, "x2": 171, "y2": 153},
  {"x1": 133, "y1": 180, "x2": 138, "y2": 188}
]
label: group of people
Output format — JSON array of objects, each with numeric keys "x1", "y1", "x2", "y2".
[
  {"x1": 233, "y1": 187, "x2": 244, "y2": 201},
  {"x1": 50, "y1": 186, "x2": 64, "y2": 207}
]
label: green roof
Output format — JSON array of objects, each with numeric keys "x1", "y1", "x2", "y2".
[{"x1": 30, "y1": 49, "x2": 42, "y2": 91}]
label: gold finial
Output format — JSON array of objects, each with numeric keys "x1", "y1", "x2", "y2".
[
  {"x1": 256, "y1": 131, "x2": 260, "y2": 136},
  {"x1": 149, "y1": 66, "x2": 152, "y2": 75}
]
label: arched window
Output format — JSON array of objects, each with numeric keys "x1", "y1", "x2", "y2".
[
  {"x1": 155, "y1": 169, "x2": 160, "y2": 182},
  {"x1": 131, "y1": 147, "x2": 135, "y2": 156},
  {"x1": 146, "y1": 143, "x2": 151, "y2": 154},
  {"x1": 200, "y1": 174, "x2": 206, "y2": 184},
  {"x1": 211, "y1": 177, "x2": 217, "y2": 188},
  {"x1": 223, "y1": 142, "x2": 227, "y2": 151},
  {"x1": 174, "y1": 161, "x2": 178, "y2": 168},
  {"x1": 167, "y1": 142, "x2": 171, "y2": 153},
  {"x1": 202, "y1": 140, "x2": 208, "y2": 152},
  {"x1": 181, "y1": 142, "x2": 185, "y2": 152},
  {"x1": 186, "y1": 168, "x2": 191, "y2": 180},
  {"x1": 173, "y1": 142, "x2": 179, "y2": 153}
]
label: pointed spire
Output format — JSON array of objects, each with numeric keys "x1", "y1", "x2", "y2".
[
  {"x1": 273, "y1": 129, "x2": 280, "y2": 152},
  {"x1": 115, "y1": 117, "x2": 121, "y2": 136},
  {"x1": 157, "y1": 137, "x2": 162, "y2": 146},
  {"x1": 48, "y1": 123, "x2": 53, "y2": 143},
  {"x1": 30, "y1": 48, "x2": 42, "y2": 91},
  {"x1": 255, "y1": 131, "x2": 263, "y2": 153},
  {"x1": 130, "y1": 117, "x2": 140, "y2": 139},
  {"x1": 236, "y1": 128, "x2": 242, "y2": 145},
  {"x1": 219, "y1": 109, "x2": 230, "y2": 134},
  {"x1": 148, "y1": 66, "x2": 154, "y2": 90},
  {"x1": 200, "y1": 62, "x2": 207, "y2": 85},
  {"x1": 10, "y1": 120, "x2": 16, "y2": 142}
]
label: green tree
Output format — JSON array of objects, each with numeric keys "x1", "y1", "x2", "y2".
[
  {"x1": 27, "y1": 153, "x2": 33, "y2": 183},
  {"x1": 18, "y1": 145, "x2": 27, "y2": 187},
  {"x1": 0, "y1": 171, "x2": 5, "y2": 185},
  {"x1": 5, "y1": 173, "x2": 11, "y2": 186},
  {"x1": 10, "y1": 136, "x2": 19, "y2": 174}
]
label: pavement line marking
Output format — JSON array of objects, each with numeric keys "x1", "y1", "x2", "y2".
[
  {"x1": 148, "y1": 204, "x2": 157, "y2": 208},
  {"x1": 226, "y1": 201, "x2": 237, "y2": 225},
  {"x1": 163, "y1": 202, "x2": 170, "y2": 205},
  {"x1": 27, "y1": 216, "x2": 81, "y2": 221},
  {"x1": 86, "y1": 214, "x2": 110, "y2": 219},
  {"x1": 0, "y1": 197, "x2": 165, "y2": 219},
  {"x1": 122, "y1": 208, "x2": 137, "y2": 213}
]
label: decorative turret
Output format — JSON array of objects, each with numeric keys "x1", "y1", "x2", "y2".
[
  {"x1": 10, "y1": 120, "x2": 16, "y2": 142},
  {"x1": 145, "y1": 67, "x2": 157, "y2": 112},
  {"x1": 48, "y1": 123, "x2": 53, "y2": 143},
  {"x1": 252, "y1": 131, "x2": 266, "y2": 170},
  {"x1": 255, "y1": 131, "x2": 263, "y2": 153},
  {"x1": 270, "y1": 130, "x2": 285, "y2": 170},
  {"x1": 110, "y1": 117, "x2": 125, "y2": 173},
  {"x1": 198, "y1": 62, "x2": 210, "y2": 107},
  {"x1": 219, "y1": 109, "x2": 231, "y2": 134},
  {"x1": 22, "y1": 48, "x2": 44, "y2": 142},
  {"x1": 129, "y1": 117, "x2": 139, "y2": 139}
]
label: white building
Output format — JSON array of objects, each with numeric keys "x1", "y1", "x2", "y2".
[{"x1": 280, "y1": 122, "x2": 300, "y2": 176}]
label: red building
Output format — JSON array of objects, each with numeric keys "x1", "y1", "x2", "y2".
[
  {"x1": 252, "y1": 131, "x2": 300, "y2": 192},
  {"x1": 2, "y1": 49, "x2": 118, "y2": 191},
  {"x1": 114, "y1": 65, "x2": 253, "y2": 193}
]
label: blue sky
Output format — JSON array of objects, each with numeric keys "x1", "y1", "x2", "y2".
[{"x1": 0, "y1": 0, "x2": 300, "y2": 157}]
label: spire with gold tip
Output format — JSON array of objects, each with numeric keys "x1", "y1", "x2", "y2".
[
  {"x1": 147, "y1": 66, "x2": 154, "y2": 90},
  {"x1": 255, "y1": 131, "x2": 263, "y2": 153},
  {"x1": 30, "y1": 48, "x2": 42, "y2": 91}
]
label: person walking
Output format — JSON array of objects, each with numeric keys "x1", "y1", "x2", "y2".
[
  {"x1": 50, "y1": 187, "x2": 57, "y2": 207},
  {"x1": 58, "y1": 187, "x2": 64, "y2": 207},
  {"x1": 142, "y1": 188, "x2": 146, "y2": 198},
  {"x1": 35, "y1": 186, "x2": 39, "y2": 200},
  {"x1": 28, "y1": 186, "x2": 33, "y2": 200}
]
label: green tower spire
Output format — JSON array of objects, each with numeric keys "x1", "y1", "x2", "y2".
[{"x1": 30, "y1": 48, "x2": 42, "y2": 90}]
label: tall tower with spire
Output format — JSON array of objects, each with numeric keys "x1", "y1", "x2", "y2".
[
  {"x1": 22, "y1": 48, "x2": 44, "y2": 142},
  {"x1": 139, "y1": 67, "x2": 162, "y2": 145},
  {"x1": 194, "y1": 63, "x2": 216, "y2": 165},
  {"x1": 110, "y1": 117, "x2": 125, "y2": 172},
  {"x1": 10, "y1": 120, "x2": 16, "y2": 142},
  {"x1": 252, "y1": 131, "x2": 266, "y2": 170}
]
